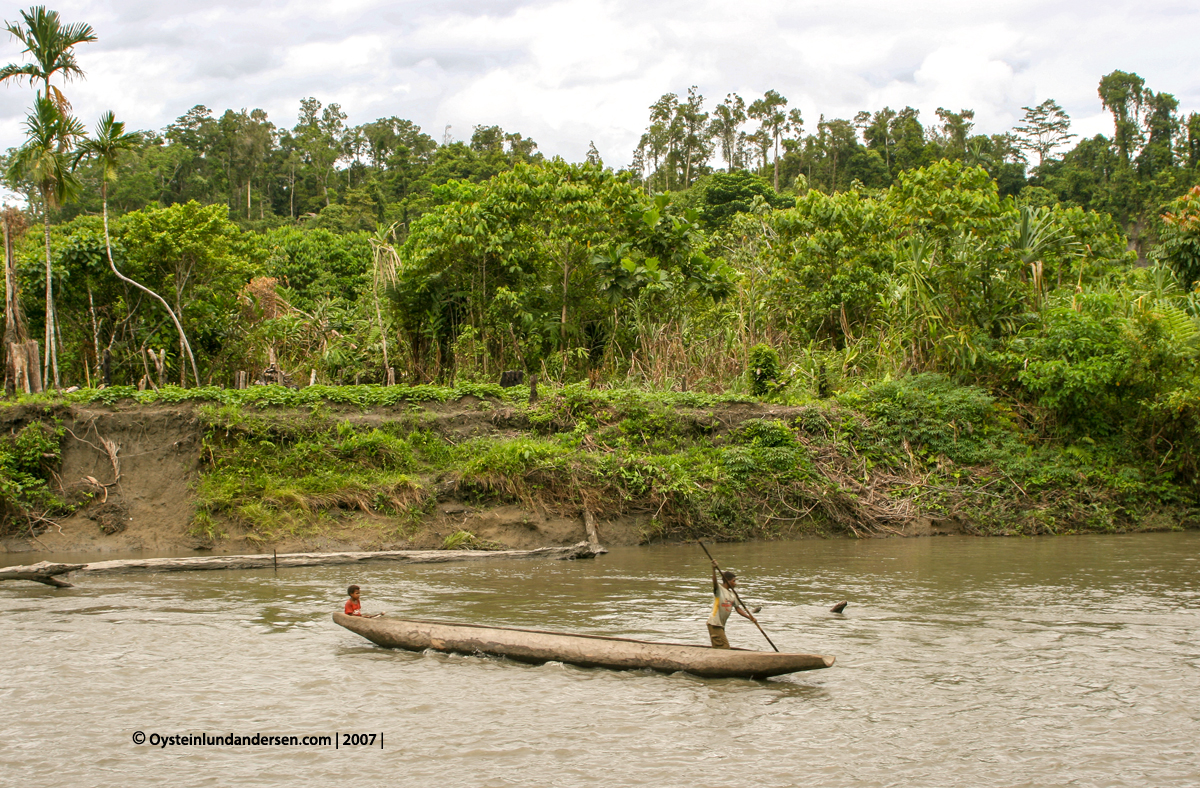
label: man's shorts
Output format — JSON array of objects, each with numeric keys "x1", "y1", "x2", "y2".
[{"x1": 707, "y1": 624, "x2": 730, "y2": 649}]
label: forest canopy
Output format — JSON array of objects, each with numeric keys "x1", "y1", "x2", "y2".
[{"x1": 1, "y1": 7, "x2": 1199, "y2": 493}]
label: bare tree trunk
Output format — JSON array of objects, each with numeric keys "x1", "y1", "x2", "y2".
[
  {"x1": 43, "y1": 204, "x2": 59, "y2": 389},
  {"x1": 7, "y1": 341, "x2": 39, "y2": 394},
  {"x1": 3, "y1": 209, "x2": 35, "y2": 394},
  {"x1": 87, "y1": 284, "x2": 100, "y2": 387},
  {"x1": 561, "y1": 253, "x2": 570, "y2": 379},
  {"x1": 7, "y1": 342, "x2": 24, "y2": 394},
  {"x1": 3, "y1": 209, "x2": 27, "y2": 346},
  {"x1": 139, "y1": 346, "x2": 157, "y2": 391},
  {"x1": 147, "y1": 348, "x2": 166, "y2": 388},
  {"x1": 773, "y1": 137, "x2": 781, "y2": 192},
  {"x1": 23, "y1": 341, "x2": 41, "y2": 393}
]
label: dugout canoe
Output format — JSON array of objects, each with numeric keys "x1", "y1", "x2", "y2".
[{"x1": 333, "y1": 612, "x2": 834, "y2": 679}]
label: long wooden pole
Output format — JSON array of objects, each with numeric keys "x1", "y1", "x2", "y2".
[{"x1": 699, "y1": 540, "x2": 779, "y2": 652}]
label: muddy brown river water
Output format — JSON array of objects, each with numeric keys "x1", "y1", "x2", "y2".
[{"x1": 2, "y1": 533, "x2": 1199, "y2": 787}]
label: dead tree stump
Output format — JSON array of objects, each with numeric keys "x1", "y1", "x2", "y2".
[{"x1": 582, "y1": 509, "x2": 608, "y2": 554}]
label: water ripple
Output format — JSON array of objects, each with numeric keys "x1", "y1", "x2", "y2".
[{"x1": 2, "y1": 532, "x2": 1199, "y2": 787}]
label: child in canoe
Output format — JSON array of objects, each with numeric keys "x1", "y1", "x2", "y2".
[{"x1": 344, "y1": 585, "x2": 383, "y2": 618}]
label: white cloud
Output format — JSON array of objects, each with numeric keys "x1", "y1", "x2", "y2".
[{"x1": 0, "y1": 0, "x2": 1196, "y2": 166}]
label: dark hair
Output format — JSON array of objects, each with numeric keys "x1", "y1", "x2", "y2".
[
  {"x1": 347, "y1": 585, "x2": 360, "y2": 595},
  {"x1": 721, "y1": 571, "x2": 737, "y2": 583}
]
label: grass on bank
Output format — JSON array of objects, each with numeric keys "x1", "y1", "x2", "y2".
[
  {"x1": 0, "y1": 380, "x2": 756, "y2": 411},
  {"x1": 2, "y1": 377, "x2": 1195, "y2": 541},
  {"x1": 187, "y1": 375, "x2": 1196, "y2": 544}
]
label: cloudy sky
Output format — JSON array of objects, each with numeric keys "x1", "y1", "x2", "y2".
[{"x1": 1, "y1": 0, "x2": 1197, "y2": 166}]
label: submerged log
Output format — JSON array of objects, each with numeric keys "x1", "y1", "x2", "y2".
[
  {"x1": 0, "y1": 542, "x2": 599, "y2": 580},
  {"x1": 0, "y1": 561, "x2": 85, "y2": 587}
]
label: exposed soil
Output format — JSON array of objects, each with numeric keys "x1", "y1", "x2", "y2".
[
  {"x1": 0, "y1": 401, "x2": 678, "y2": 557},
  {"x1": 1, "y1": 403, "x2": 203, "y2": 555},
  {"x1": 0, "y1": 398, "x2": 969, "y2": 559}
]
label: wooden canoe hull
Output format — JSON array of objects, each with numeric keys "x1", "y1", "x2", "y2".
[{"x1": 333, "y1": 613, "x2": 834, "y2": 679}]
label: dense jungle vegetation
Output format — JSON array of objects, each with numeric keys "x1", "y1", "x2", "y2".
[{"x1": 2, "y1": 7, "x2": 1200, "y2": 540}]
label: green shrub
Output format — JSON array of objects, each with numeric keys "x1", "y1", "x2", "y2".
[
  {"x1": 747, "y1": 344, "x2": 781, "y2": 397},
  {"x1": 842, "y1": 373, "x2": 1009, "y2": 466},
  {"x1": 0, "y1": 422, "x2": 69, "y2": 533},
  {"x1": 1007, "y1": 299, "x2": 1176, "y2": 436}
]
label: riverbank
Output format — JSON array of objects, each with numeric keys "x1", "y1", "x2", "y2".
[{"x1": 1, "y1": 378, "x2": 1195, "y2": 555}]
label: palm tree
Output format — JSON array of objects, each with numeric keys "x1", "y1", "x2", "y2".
[
  {"x1": 1, "y1": 5, "x2": 96, "y2": 112},
  {"x1": 8, "y1": 96, "x2": 84, "y2": 388},
  {"x1": 2, "y1": 6, "x2": 96, "y2": 388},
  {"x1": 76, "y1": 111, "x2": 200, "y2": 387},
  {"x1": 1010, "y1": 205, "x2": 1081, "y2": 303}
]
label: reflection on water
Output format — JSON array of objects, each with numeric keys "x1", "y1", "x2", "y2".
[{"x1": 3, "y1": 532, "x2": 1199, "y2": 787}]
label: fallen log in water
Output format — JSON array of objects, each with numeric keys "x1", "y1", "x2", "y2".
[
  {"x1": 0, "y1": 562, "x2": 85, "y2": 587},
  {"x1": 0, "y1": 542, "x2": 598, "y2": 585}
]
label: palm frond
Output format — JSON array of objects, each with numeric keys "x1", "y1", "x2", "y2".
[{"x1": 1152, "y1": 301, "x2": 1200, "y2": 351}]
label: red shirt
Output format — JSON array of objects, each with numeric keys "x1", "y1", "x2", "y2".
[{"x1": 344, "y1": 599, "x2": 361, "y2": 616}]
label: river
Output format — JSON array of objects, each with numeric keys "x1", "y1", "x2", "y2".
[{"x1": 2, "y1": 533, "x2": 1198, "y2": 787}]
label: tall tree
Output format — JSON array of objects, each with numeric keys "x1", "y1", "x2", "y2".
[
  {"x1": 213, "y1": 108, "x2": 275, "y2": 218},
  {"x1": 8, "y1": 97, "x2": 85, "y2": 388},
  {"x1": 748, "y1": 90, "x2": 789, "y2": 191},
  {"x1": 294, "y1": 98, "x2": 346, "y2": 207},
  {"x1": 0, "y1": 5, "x2": 96, "y2": 112},
  {"x1": 162, "y1": 105, "x2": 221, "y2": 205},
  {"x1": 677, "y1": 86, "x2": 710, "y2": 188},
  {"x1": 1139, "y1": 90, "x2": 1179, "y2": 178},
  {"x1": 76, "y1": 111, "x2": 200, "y2": 386},
  {"x1": 710, "y1": 93, "x2": 747, "y2": 172},
  {"x1": 504, "y1": 131, "x2": 540, "y2": 163},
  {"x1": 746, "y1": 128, "x2": 771, "y2": 173},
  {"x1": 856, "y1": 107, "x2": 898, "y2": 175},
  {"x1": 889, "y1": 107, "x2": 930, "y2": 173},
  {"x1": 644, "y1": 92, "x2": 680, "y2": 190},
  {"x1": 1098, "y1": 70, "x2": 1147, "y2": 164},
  {"x1": 1013, "y1": 99, "x2": 1075, "y2": 166},
  {"x1": 935, "y1": 107, "x2": 975, "y2": 159},
  {"x1": 814, "y1": 116, "x2": 857, "y2": 191}
]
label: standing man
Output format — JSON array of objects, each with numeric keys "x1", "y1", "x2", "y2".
[{"x1": 707, "y1": 561, "x2": 758, "y2": 648}]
